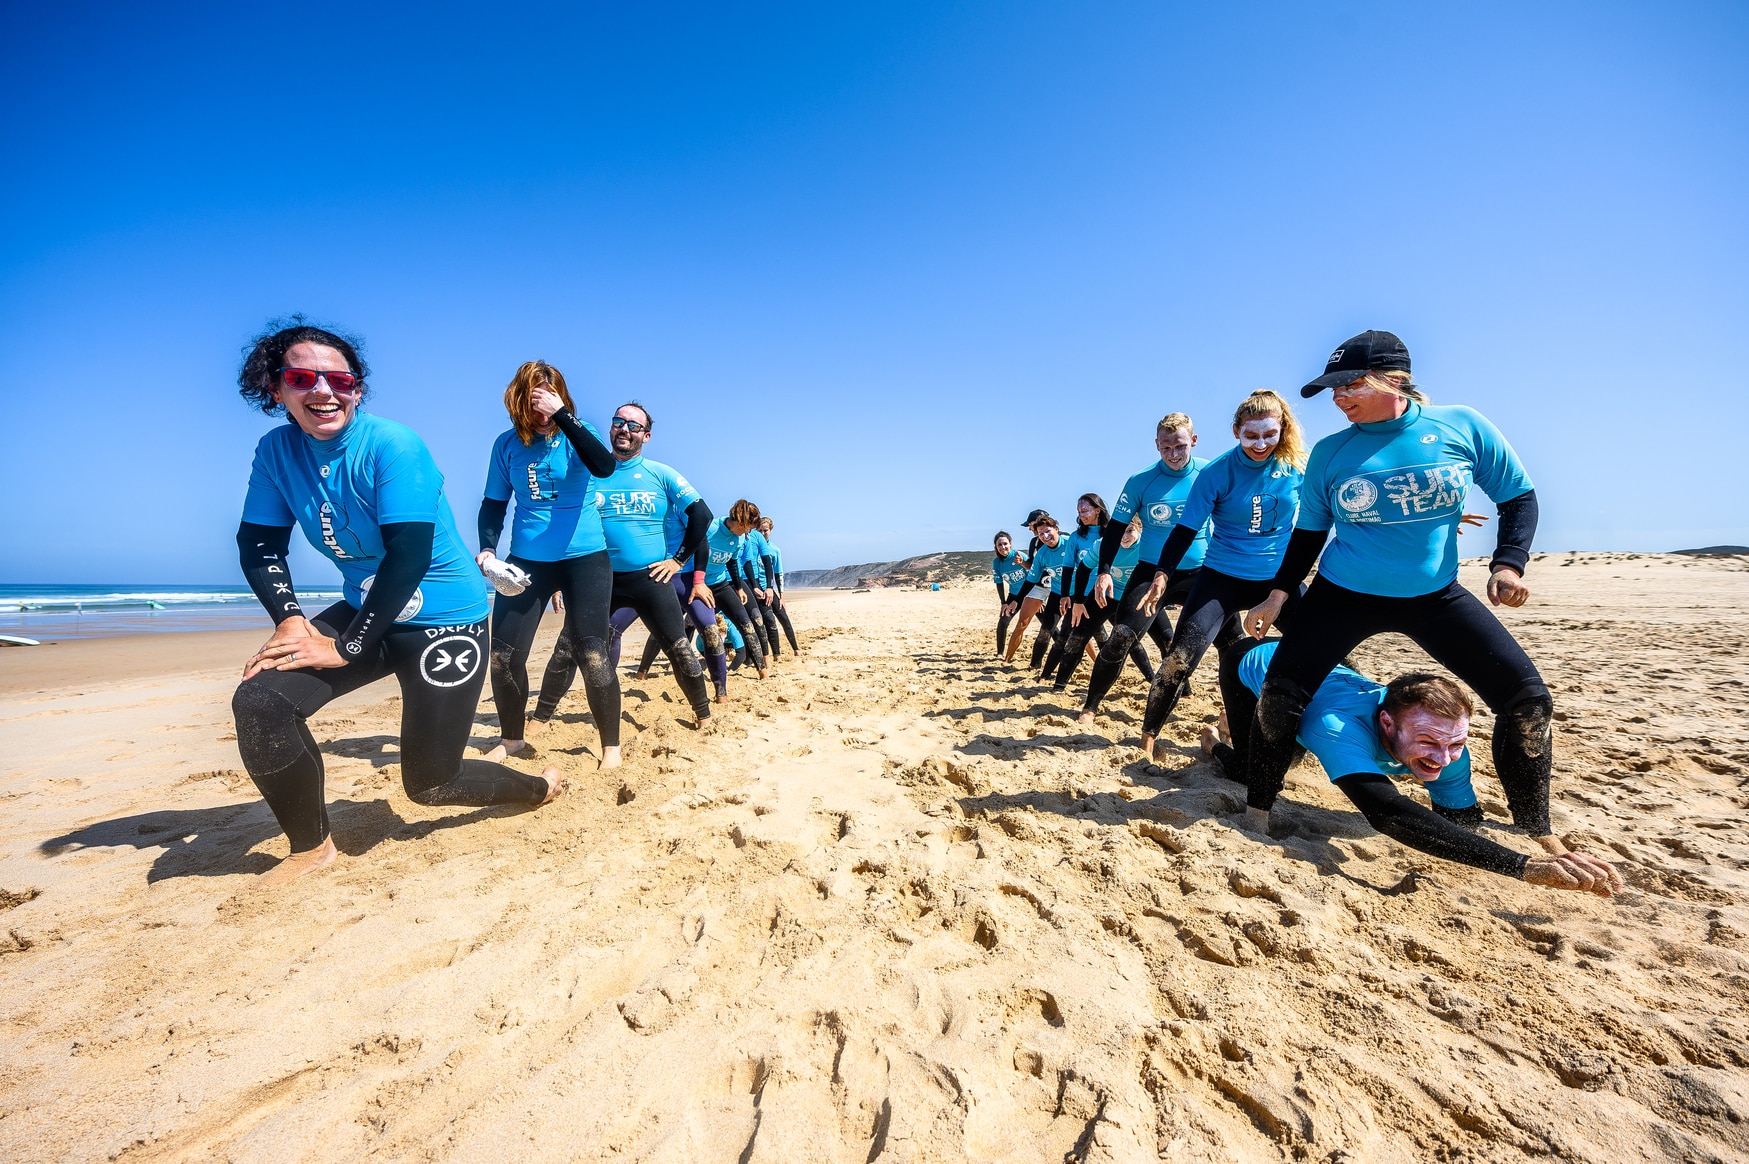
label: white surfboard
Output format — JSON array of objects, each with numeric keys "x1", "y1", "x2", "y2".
[{"x1": 0, "y1": 634, "x2": 42, "y2": 647}]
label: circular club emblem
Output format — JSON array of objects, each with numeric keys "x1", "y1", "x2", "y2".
[
  {"x1": 359, "y1": 576, "x2": 425, "y2": 622},
  {"x1": 1146, "y1": 501, "x2": 1173, "y2": 523},
  {"x1": 1336, "y1": 477, "x2": 1379, "y2": 513},
  {"x1": 419, "y1": 635, "x2": 481, "y2": 688}
]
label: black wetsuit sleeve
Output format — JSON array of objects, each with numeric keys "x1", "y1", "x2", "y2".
[
  {"x1": 1490, "y1": 489, "x2": 1538, "y2": 576},
  {"x1": 761, "y1": 554, "x2": 776, "y2": 585},
  {"x1": 728, "y1": 558, "x2": 745, "y2": 586},
  {"x1": 1071, "y1": 564, "x2": 1090, "y2": 599},
  {"x1": 1154, "y1": 523, "x2": 1199, "y2": 574},
  {"x1": 477, "y1": 497, "x2": 509, "y2": 555},
  {"x1": 237, "y1": 522, "x2": 305, "y2": 625},
  {"x1": 1095, "y1": 519, "x2": 1126, "y2": 572},
  {"x1": 1270, "y1": 527, "x2": 1330, "y2": 593},
  {"x1": 995, "y1": 577, "x2": 1009, "y2": 602},
  {"x1": 677, "y1": 499, "x2": 712, "y2": 568},
  {"x1": 333, "y1": 521, "x2": 435, "y2": 658},
  {"x1": 1334, "y1": 773, "x2": 1530, "y2": 878},
  {"x1": 550, "y1": 408, "x2": 619, "y2": 478}
]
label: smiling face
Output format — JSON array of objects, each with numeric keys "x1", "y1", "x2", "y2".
[
  {"x1": 1076, "y1": 498, "x2": 1097, "y2": 527},
  {"x1": 1036, "y1": 525, "x2": 1060, "y2": 548},
  {"x1": 1329, "y1": 376, "x2": 1407, "y2": 424},
  {"x1": 610, "y1": 405, "x2": 652, "y2": 460},
  {"x1": 1156, "y1": 425, "x2": 1197, "y2": 470},
  {"x1": 995, "y1": 534, "x2": 1012, "y2": 557},
  {"x1": 1119, "y1": 521, "x2": 1141, "y2": 549},
  {"x1": 1378, "y1": 706, "x2": 1470, "y2": 782},
  {"x1": 271, "y1": 342, "x2": 359, "y2": 440},
  {"x1": 1236, "y1": 415, "x2": 1282, "y2": 462}
]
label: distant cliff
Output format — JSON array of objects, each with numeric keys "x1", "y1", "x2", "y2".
[{"x1": 788, "y1": 550, "x2": 989, "y2": 589}]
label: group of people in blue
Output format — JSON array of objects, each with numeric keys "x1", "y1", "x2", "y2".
[
  {"x1": 229, "y1": 319, "x2": 799, "y2": 884},
  {"x1": 991, "y1": 329, "x2": 1623, "y2": 897}
]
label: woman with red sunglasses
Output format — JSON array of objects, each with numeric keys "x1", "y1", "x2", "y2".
[{"x1": 230, "y1": 319, "x2": 563, "y2": 885}]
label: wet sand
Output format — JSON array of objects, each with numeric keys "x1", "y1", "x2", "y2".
[{"x1": 1, "y1": 559, "x2": 1746, "y2": 1162}]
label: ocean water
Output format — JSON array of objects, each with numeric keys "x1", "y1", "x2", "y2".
[{"x1": 0, "y1": 584, "x2": 343, "y2": 643}]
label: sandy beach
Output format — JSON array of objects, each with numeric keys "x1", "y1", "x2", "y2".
[{"x1": 2, "y1": 555, "x2": 1747, "y2": 1162}]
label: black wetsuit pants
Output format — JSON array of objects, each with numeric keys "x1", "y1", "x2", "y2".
[
  {"x1": 1030, "y1": 595, "x2": 1064, "y2": 670},
  {"x1": 610, "y1": 569, "x2": 713, "y2": 720},
  {"x1": 709, "y1": 582, "x2": 768, "y2": 673},
  {"x1": 1046, "y1": 598, "x2": 1155, "y2": 691},
  {"x1": 231, "y1": 604, "x2": 549, "y2": 853},
  {"x1": 771, "y1": 593, "x2": 799, "y2": 653},
  {"x1": 996, "y1": 600, "x2": 1016, "y2": 655},
  {"x1": 1081, "y1": 563, "x2": 1194, "y2": 713},
  {"x1": 1246, "y1": 576, "x2": 1552, "y2": 836},
  {"x1": 488, "y1": 552, "x2": 618, "y2": 744},
  {"x1": 1140, "y1": 567, "x2": 1294, "y2": 736},
  {"x1": 751, "y1": 588, "x2": 783, "y2": 657}
]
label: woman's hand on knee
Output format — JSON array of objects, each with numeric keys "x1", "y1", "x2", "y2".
[{"x1": 244, "y1": 620, "x2": 344, "y2": 679}]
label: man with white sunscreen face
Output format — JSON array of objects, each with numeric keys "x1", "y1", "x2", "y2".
[{"x1": 1204, "y1": 639, "x2": 1621, "y2": 894}]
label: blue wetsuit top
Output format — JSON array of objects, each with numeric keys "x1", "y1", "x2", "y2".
[
  {"x1": 1108, "y1": 539, "x2": 1143, "y2": 600},
  {"x1": 1175, "y1": 446, "x2": 1304, "y2": 581},
  {"x1": 740, "y1": 529, "x2": 772, "y2": 587},
  {"x1": 767, "y1": 541, "x2": 784, "y2": 578},
  {"x1": 1111, "y1": 458, "x2": 1211, "y2": 568},
  {"x1": 243, "y1": 413, "x2": 488, "y2": 625},
  {"x1": 483, "y1": 424, "x2": 608, "y2": 561},
  {"x1": 595, "y1": 454, "x2": 702, "y2": 571},
  {"x1": 993, "y1": 551, "x2": 1028, "y2": 596},
  {"x1": 1024, "y1": 538, "x2": 1071, "y2": 590},
  {"x1": 1297, "y1": 402, "x2": 1533, "y2": 597},
  {"x1": 702, "y1": 518, "x2": 746, "y2": 586},
  {"x1": 1237, "y1": 641, "x2": 1476, "y2": 810},
  {"x1": 1064, "y1": 525, "x2": 1101, "y2": 595}
]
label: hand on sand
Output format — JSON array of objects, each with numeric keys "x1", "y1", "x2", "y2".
[
  {"x1": 244, "y1": 618, "x2": 344, "y2": 679},
  {"x1": 1523, "y1": 851, "x2": 1623, "y2": 896},
  {"x1": 483, "y1": 738, "x2": 530, "y2": 762},
  {"x1": 258, "y1": 835, "x2": 338, "y2": 887}
]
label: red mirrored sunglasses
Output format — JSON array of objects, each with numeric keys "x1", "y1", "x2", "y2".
[{"x1": 277, "y1": 367, "x2": 361, "y2": 393}]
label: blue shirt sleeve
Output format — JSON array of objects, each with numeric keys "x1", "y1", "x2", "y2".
[
  {"x1": 1455, "y1": 406, "x2": 1534, "y2": 504},
  {"x1": 373, "y1": 427, "x2": 445, "y2": 525},
  {"x1": 483, "y1": 431, "x2": 514, "y2": 502},
  {"x1": 1176, "y1": 456, "x2": 1226, "y2": 534},
  {"x1": 241, "y1": 437, "x2": 295, "y2": 526},
  {"x1": 1110, "y1": 469, "x2": 1142, "y2": 524},
  {"x1": 658, "y1": 462, "x2": 703, "y2": 511},
  {"x1": 1294, "y1": 440, "x2": 1335, "y2": 533}
]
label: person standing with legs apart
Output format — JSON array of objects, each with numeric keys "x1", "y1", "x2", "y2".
[
  {"x1": 1078, "y1": 414, "x2": 1210, "y2": 724},
  {"x1": 1130, "y1": 390, "x2": 1308, "y2": 761},
  {"x1": 1001, "y1": 513, "x2": 1069, "y2": 667},
  {"x1": 230, "y1": 321, "x2": 562, "y2": 885},
  {"x1": 758, "y1": 517, "x2": 801, "y2": 655},
  {"x1": 990, "y1": 531, "x2": 1029, "y2": 655},
  {"x1": 596, "y1": 403, "x2": 716, "y2": 725},
  {"x1": 1051, "y1": 513, "x2": 1156, "y2": 694},
  {"x1": 739, "y1": 520, "x2": 783, "y2": 660},
  {"x1": 476, "y1": 361, "x2": 623, "y2": 768},
  {"x1": 1240, "y1": 330, "x2": 1618, "y2": 887}
]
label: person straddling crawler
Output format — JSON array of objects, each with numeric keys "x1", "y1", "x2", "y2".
[
  {"x1": 1206, "y1": 639, "x2": 1621, "y2": 894},
  {"x1": 475, "y1": 361, "x2": 622, "y2": 767},
  {"x1": 636, "y1": 500, "x2": 770, "y2": 694},
  {"x1": 594, "y1": 402, "x2": 716, "y2": 725},
  {"x1": 1079, "y1": 414, "x2": 1210, "y2": 722},
  {"x1": 990, "y1": 531, "x2": 1030, "y2": 656},
  {"x1": 1001, "y1": 513, "x2": 1069, "y2": 668},
  {"x1": 1242, "y1": 330, "x2": 1618, "y2": 880},
  {"x1": 231, "y1": 320, "x2": 562, "y2": 886},
  {"x1": 1050, "y1": 512, "x2": 1157, "y2": 693}
]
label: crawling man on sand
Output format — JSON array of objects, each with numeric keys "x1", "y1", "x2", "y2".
[{"x1": 1204, "y1": 638, "x2": 1622, "y2": 896}]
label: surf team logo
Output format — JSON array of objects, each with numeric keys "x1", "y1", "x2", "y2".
[
  {"x1": 1336, "y1": 477, "x2": 1379, "y2": 514},
  {"x1": 419, "y1": 634, "x2": 481, "y2": 688},
  {"x1": 1146, "y1": 501, "x2": 1174, "y2": 523}
]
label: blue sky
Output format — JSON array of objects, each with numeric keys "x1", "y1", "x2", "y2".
[{"x1": 2, "y1": 1, "x2": 1745, "y2": 583}]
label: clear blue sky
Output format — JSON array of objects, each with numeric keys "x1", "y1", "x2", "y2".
[{"x1": 3, "y1": 1, "x2": 1745, "y2": 584}]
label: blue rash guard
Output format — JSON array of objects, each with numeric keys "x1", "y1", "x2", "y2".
[
  {"x1": 1108, "y1": 539, "x2": 1143, "y2": 600},
  {"x1": 1110, "y1": 458, "x2": 1211, "y2": 568},
  {"x1": 1175, "y1": 447, "x2": 1304, "y2": 581},
  {"x1": 1023, "y1": 538, "x2": 1071, "y2": 591},
  {"x1": 595, "y1": 455, "x2": 702, "y2": 572},
  {"x1": 1237, "y1": 640, "x2": 1477, "y2": 810},
  {"x1": 243, "y1": 413, "x2": 489, "y2": 625},
  {"x1": 483, "y1": 424, "x2": 608, "y2": 561},
  {"x1": 740, "y1": 529, "x2": 772, "y2": 588},
  {"x1": 702, "y1": 518, "x2": 747, "y2": 586},
  {"x1": 1064, "y1": 525, "x2": 1102, "y2": 595},
  {"x1": 1297, "y1": 402, "x2": 1533, "y2": 597},
  {"x1": 993, "y1": 551, "x2": 1028, "y2": 596}
]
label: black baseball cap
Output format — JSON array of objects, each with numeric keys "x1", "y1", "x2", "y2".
[
  {"x1": 1301, "y1": 330, "x2": 1411, "y2": 397},
  {"x1": 1024, "y1": 508, "x2": 1051, "y2": 527}
]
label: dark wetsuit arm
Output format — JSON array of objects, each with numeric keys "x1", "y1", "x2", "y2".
[
  {"x1": 677, "y1": 499, "x2": 712, "y2": 569},
  {"x1": 1491, "y1": 489, "x2": 1538, "y2": 576},
  {"x1": 1334, "y1": 773, "x2": 1530, "y2": 878},
  {"x1": 1095, "y1": 519, "x2": 1126, "y2": 573},
  {"x1": 237, "y1": 522, "x2": 305, "y2": 625},
  {"x1": 761, "y1": 554, "x2": 776, "y2": 586},
  {"x1": 1154, "y1": 523, "x2": 1198, "y2": 574},
  {"x1": 550, "y1": 408, "x2": 619, "y2": 478},
  {"x1": 333, "y1": 521, "x2": 435, "y2": 657},
  {"x1": 727, "y1": 558, "x2": 745, "y2": 586},
  {"x1": 477, "y1": 497, "x2": 508, "y2": 555},
  {"x1": 1071, "y1": 564, "x2": 1090, "y2": 599},
  {"x1": 1270, "y1": 527, "x2": 1330, "y2": 593}
]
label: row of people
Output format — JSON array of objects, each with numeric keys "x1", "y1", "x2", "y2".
[
  {"x1": 991, "y1": 329, "x2": 1621, "y2": 897},
  {"x1": 227, "y1": 320, "x2": 797, "y2": 883}
]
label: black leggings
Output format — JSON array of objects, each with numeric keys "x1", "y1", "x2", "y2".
[
  {"x1": 611, "y1": 569, "x2": 713, "y2": 719},
  {"x1": 1141, "y1": 567, "x2": 1292, "y2": 736},
  {"x1": 1081, "y1": 563, "x2": 1192, "y2": 713},
  {"x1": 996, "y1": 601, "x2": 1015, "y2": 654},
  {"x1": 488, "y1": 552, "x2": 617, "y2": 744},
  {"x1": 751, "y1": 589, "x2": 783, "y2": 657},
  {"x1": 231, "y1": 604, "x2": 549, "y2": 853},
  {"x1": 709, "y1": 582, "x2": 768, "y2": 672},
  {"x1": 1212, "y1": 637, "x2": 1530, "y2": 878},
  {"x1": 1030, "y1": 597, "x2": 1064, "y2": 670},
  {"x1": 1045, "y1": 597, "x2": 1154, "y2": 691},
  {"x1": 1246, "y1": 576, "x2": 1552, "y2": 835},
  {"x1": 772, "y1": 594, "x2": 799, "y2": 653}
]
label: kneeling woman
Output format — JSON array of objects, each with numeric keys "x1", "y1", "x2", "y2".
[{"x1": 231, "y1": 322, "x2": 562, "y2": 885}]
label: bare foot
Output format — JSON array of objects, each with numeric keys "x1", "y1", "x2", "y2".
[
  {"x1": 599, "y1": 746, "x2": 622, "y2": 770},
  {"x1": 633, "y1": 671, "x2": 650, "y2": 682},
  {"x1": 757, "y1": 668, "x2": 770, "y2": 680},
  {"x1": 1217, "y1": 709, "x2": 1229, "y2": 740},
  {"x1": 1199, "y1": 725, "x2": 1220, "y2": 756},
  {"x1": 715, "y1": 692, "x2": 730, "y2": 704},
  {"x1": 537, "y1": 766, "x2": 566, "y2": 805},
  {"x1": 1139, "y1": 732, "x2": 1157, "y2": 762},
  {"x1": 483, "y1": 739, "x2": 529, "y2": 762},
  {"x1": 258, "y1": 836, "x2": 337, "y2": 887},
  {"x1": 1077, "y1": 710, "x2": 1095, "y2": 727},
  {"x1": 525, "y1": 718, "x2": 551, "y2": 740}
]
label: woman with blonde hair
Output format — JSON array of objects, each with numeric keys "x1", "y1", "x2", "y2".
[
  {"x1": 475, "y1": 360, "x2": 623, "y2": 767},
  {"x1": 1115, "y1": 388, "x2": 1309, "y2": 760}
]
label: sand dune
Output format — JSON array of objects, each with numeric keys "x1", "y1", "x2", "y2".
[{"x1": 1, "y1": 555, "x2": 1746, "y2": 1162}]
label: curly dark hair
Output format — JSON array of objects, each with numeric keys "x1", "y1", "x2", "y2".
[{"x1": 238, "y1": 315, "x2": 369, "y2": 415}]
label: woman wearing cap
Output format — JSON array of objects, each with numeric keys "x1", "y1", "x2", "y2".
[
  {"x1": 1000, "y1": 514, "x2": 1069, "y2": 667},
  {"x1": 1240, "y1": 331, "x2": 1618, "y2": 894},
  {"x1": 1126, "y1": 389, "x2": 1309, "y2": 761}
]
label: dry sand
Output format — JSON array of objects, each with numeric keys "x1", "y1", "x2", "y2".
[{"x1": 1, "y1": 555, "x2": 1747, "y2": 1162}]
